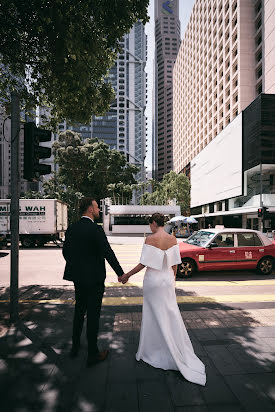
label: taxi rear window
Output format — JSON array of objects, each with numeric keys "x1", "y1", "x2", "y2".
[{"x1": 237, "y1": 233, "x2": 262, "y2": 247}]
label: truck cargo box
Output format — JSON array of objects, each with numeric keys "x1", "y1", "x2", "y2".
[{"x1": 0, "y1": 199, "x2": 68, "y2": 247}]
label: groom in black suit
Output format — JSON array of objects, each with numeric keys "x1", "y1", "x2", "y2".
[{"x1": 63, "y1": 198, "x2": 124, "y2": 367}]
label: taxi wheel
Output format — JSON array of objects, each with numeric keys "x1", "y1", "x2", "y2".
[
  {"x1": 178, "y1": 258, "x2": 195, "y2": 278},
  {"x1": 257, "y1": 257, "x2": 273, "y2": 275}
]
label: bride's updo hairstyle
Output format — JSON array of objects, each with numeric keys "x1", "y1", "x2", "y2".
[{"x1": 149, "y1": 213, "x2": 165, "y2": 227}]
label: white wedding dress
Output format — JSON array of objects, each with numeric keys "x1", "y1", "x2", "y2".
[{"x1": 136, "y1": 244, "x2": 206, "y2": 386}]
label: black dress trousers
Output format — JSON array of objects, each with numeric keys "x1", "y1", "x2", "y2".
[{"x1": 72, "y1": 281, "x2": 105, "y2": 356}]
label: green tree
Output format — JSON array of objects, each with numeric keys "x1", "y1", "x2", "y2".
[
  {"x1": 0, "y1": 0, "x2": 149, "y2": 125},
  {"x1": 53, "y1": 129, "x2": 138, "y2": 201},
  {"x1": 21, "y1": 175, "x2": 84, "y2": 223},
  {"x1": 21, "y1": 130, "x2": 139, "y2": 222},
  {"x1": 140, "y1": 171, "x2": 190, "y2": 213},
  {"x1": 43, "y1": 175, "x2": 84, "y2": 223},
  {"x1": 107, "y1": 182, "x2": 133, "y2": 205}
]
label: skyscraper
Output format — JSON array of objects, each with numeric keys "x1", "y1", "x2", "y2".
[
  {"x1": 173, "y1": 0, "x2": 275, "y2": 230},
  {"x1": 153, "y1": 0, "x2": 181, "y2": 180},
  {"x1": 59, "y1": 22, "x2": 147, "y2": 182},
  {"x1": 173, "y1": 0, "x2": 275, "y2": 175}
]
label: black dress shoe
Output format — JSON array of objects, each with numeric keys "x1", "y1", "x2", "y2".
[
  {"x1": 86, "y1": 350, "x2": 109, "y2": 367},
  {"x1": 70, "y1": 345, "x2": 80, "y2": 358}
]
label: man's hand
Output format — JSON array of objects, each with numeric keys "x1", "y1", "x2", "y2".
[
  {"x1": 118, "y1": 274, "x2": 127, "y2": 283},
  {"x1": 119, "y1": 273, "x2": 130, "y2": 284}
]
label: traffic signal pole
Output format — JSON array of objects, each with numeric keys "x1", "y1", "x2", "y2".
[
  {"x1": 10, "y1": 92, "x2": 20, "y2": 323},
  {"x1": 259, "y1": 162, "x2": 263, "y2": 232}
]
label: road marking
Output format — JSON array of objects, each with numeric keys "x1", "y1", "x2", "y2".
[{"x1": 1, "y1": 294, "x2": 275, "y2": 305}]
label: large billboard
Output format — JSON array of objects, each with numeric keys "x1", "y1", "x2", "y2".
[{"x1": 191, "y1": 113, "x2": 243, "y2": 208}]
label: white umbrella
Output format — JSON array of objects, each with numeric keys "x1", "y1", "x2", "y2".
[
  {"x1": 183, "y1": 216, "x2": 198, "y2": 224},
  {"x1": 168, "y1": 216, "x2": 186, "y2": 223}
]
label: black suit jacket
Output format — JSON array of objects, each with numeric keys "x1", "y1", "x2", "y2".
[{"x1": 62, "y1": 218, "x2": 124, "y2": 284}]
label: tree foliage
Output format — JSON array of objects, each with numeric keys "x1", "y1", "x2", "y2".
[
  {"x1": 140, "y1": 171, "x2": 190, "y2": 213},
  {"x1": 0, "y1": 0, "x2": 149, "y2": 125},
  {"x1": 53, "y1": 129, "x2": 138, "y2": 209},
  {"x1": 21, "y1": 130, "x2": 139, "y2": 222},
  {"x1": 20, "y1": 178, "x2": 84, "y2": 223}
]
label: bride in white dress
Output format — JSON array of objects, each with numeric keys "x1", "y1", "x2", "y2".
[{"x1": 119, "y1": 213, "x2": 206, "y2": 386}]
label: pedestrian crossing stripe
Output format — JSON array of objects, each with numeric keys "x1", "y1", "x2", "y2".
[{"x1": 1, "y1": 294, "x2": 275, "y2": 305}]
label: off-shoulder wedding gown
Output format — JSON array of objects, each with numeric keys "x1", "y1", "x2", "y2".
[{"x1": 136, "y1": 244, "x2": 206, "y2": 386}]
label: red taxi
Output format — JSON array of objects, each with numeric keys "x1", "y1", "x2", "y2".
[{"x1": 178, "y1": 228, "x2": 275, "y2": 278}]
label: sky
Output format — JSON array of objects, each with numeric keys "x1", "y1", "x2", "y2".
[{"x1": 144, "y1": 0, "x2": 196, "y2": 171}]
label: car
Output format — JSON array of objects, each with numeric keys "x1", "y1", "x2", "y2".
[{"x1": 177, "y1": 228, "x2": 275, "y2": 278}]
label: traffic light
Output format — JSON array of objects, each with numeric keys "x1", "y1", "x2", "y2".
[
  {"x1": 105, "y1": 205, "x2": 110, "y2": 215},
  {"x1": 258, "y1": 207, "x2": 267, "y2": 218},
  {"x1": 24, "y1": 122, "x2": 52, "y2": 181}
]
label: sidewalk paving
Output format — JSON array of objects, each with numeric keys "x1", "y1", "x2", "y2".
[{"x1": 0, "y1": 285, "x2": 275, "y2": 412}]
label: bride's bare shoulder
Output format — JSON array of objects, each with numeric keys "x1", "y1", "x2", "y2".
[
  {"x1": 168, "y1": 233, "x2": 178, "y2": 245},
  {"x1": 145, "y1": 234, "x2": 155, "y2": 245},
  {"x1": 166, "y1": 234, "x2": 177, "y2": 247}
]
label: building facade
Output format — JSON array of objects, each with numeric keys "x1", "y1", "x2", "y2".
[
  {"x1": 153, "y1": 0, "x2": 181, "y2": 180},
  {"x1": 59, "y1": 22, "x2": 148, "y2": 181},
  {"x1": 173, "y1": 0, "x2": 275, "y2": 231}
]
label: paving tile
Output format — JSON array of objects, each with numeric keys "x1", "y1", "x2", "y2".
[
  {"x1": 248, "y1": 373, "x2": 275, "y2": 403},
  {"x1": 136, "y1": 359, "x2": 165, "y2": 382},
  {"x1": 224, "y1": 374, "x2": 275, "y2": 411},
  {"x1": 262, "y1": 337, "x2": 275, "y2": 349},
  {"x1": 22, "y1": 286, "x2": 65, "y2": 300},
  {"x1": 108, "y1": 346, "x2": 137, "y2": 383},
  {"x1": 252, "y1": 326, "x2": 275, "y2": 338},
  {"x1": 203, "y1": 318, "x2": 224, "y2": 328},
  {"x1": 187, "y1": 330, "x2": 207, "y2": 356},
  {"x1": 210, "y1": 327, "x2": 239, "y2": 341},
  {"x1": 185, "y1": 320, "x2": 208, "y2": 330},
  {"x1": 200, "y1": 374, "x2": 240, "y2": 405},
  {"x1": 199, "y1": 355, "x2": 220, "y2": 377},
  {"x1": 234, "y1": 335, "x2": 275, "y2": 352},
  {"x1": 194, "y1": 310, "x2": 217, "y2": 319},
  {"x1": 204, "y1": 346, "x2": 244, "y2": 376},
  {"x1": 72, "y1": 383, "x2": 105, "y2": 412},
  {"x1": 138, "y1": 381, "x2": 173, "y2": 412},
  {"x1": 104, "y1": 383, "x2": 138, "y2": 412},
  {"x1": 257, "y1": 309, "x2": 275, "y2": 317},
  {"x1": 165, "y1": 370, "x2": 205, "y2": 406},
  {"x1": 191, "y1": 328, "x2": 218, "y2": 342},
  {"x1": 175, "y1": 406, "x2": 208, "y2": 412},
  {"x1": 2, "y1": 363, "x2": 62, "y2": 412},
  {"x1": 226, "y1": 343, "x2": 274, "y2": 373},
  {"x1": 207, "y1": 405, "x2": 244, "y2": 412},
  {"x1": 181, "y1": 311, "x2": 201, "y2": 320}
]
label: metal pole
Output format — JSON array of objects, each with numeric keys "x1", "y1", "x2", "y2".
[
  {"x1": 259, "y1": 163, "x2": 263, "y2": 232},
  {"x1": 10, "y1": 92, "x2": 20, "y2": 323}
]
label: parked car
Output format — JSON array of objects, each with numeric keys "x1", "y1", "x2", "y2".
[{"x1": 178, "y1": 228, "x2": 275, "y2": 278}]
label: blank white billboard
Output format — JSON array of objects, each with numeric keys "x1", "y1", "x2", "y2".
[{"x1": 191, "y1": 113, "x2": 242, "y2": 208}]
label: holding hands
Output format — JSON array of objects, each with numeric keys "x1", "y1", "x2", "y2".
[
  {"x1": 118, "y1": 263, "x2": 145, "y2": 284},
  {"x1": 119, "y1": 273, "x2": 130, "y2": 284}
]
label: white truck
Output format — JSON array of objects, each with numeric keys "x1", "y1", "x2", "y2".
[{"x1": 0, "y1": 199, "x2": 68, "y2": 247}]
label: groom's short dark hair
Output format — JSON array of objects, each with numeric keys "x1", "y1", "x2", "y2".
[
  {"x1": 149, "y1": 213, "x2": 165, "y2": 227},
  {"x1": 79, "y1": 197, "x2": 96, "y2": 215}
]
